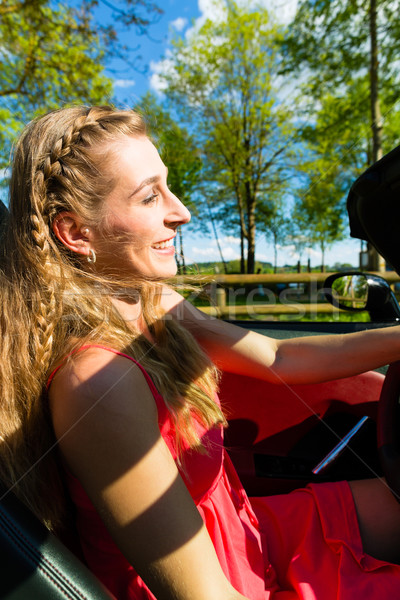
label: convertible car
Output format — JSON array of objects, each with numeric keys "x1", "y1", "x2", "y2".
[{"x1": 2, "y1": 145, "x2": 400, "y2": 599}]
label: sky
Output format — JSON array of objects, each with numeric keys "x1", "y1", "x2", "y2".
[{"x1": 97, "y1": 0, "x2": 362, "y2": 270}]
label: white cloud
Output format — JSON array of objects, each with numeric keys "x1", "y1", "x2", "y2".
[
  {"x1": 188, "y1": 243, "x2": 240, "y2": 261},
  {"x1": 222, "y1": 235, "x2": 241, "y2": 245},
  {"x1": 221, "y1": 246, "x2": 240, "y2": 259},
  {"x1": 254, "y1": 0, "x2": 298, "y2": 24},
  {"x1": 171, "y1": 17, "x2": 188, "y2": 32},
  {"x1": 114, "y1": 79, "x2": 135, "y2": 89},
  {"x1": 285, "y1": 244, "x2": 315, "y2": 260},
  {"x1": 191, "y1": 246, "x2": 217, "y2": 256},
  {"x1": 255, "y1": 252, "x2": 273, "y2": 262},
  {"x1": 196, "y1": 0, "x2": 227, "y2": 26},
  {"x1": 196, "y1": 0, "x2": 298, "y2": 27},
  {"x1": 307, "y1": 248, "x2": 320, "y2": 258},
  {"x1": 149, "y1": 72, "x2": 167, "y2": 94},
  {"x1": 149, "y1": 54, "x2": 175, "y2": 93}
]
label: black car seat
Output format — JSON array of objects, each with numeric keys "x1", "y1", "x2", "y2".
[{"x1": 0, "y1": 481, "x2": 116, "y2": 599}]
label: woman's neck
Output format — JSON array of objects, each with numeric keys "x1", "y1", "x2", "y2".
[{"x1": 111, "y1": 291, "x2": 154, "y2": 343}]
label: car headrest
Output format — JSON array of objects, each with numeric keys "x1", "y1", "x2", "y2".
[
  {"x1": 347, "y1": 143, "x2": 400, "y2": 274},
  {"x1": 0, "y1": 199, "x2": 8, "y2": 238},
  {"x1": 0, "y1": 481, "x2": 116, "y2": 599}
]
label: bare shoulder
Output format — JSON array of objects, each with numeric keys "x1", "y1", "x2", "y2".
[
  {"x1": 49, "y1": 345, "x2": 146, "y2": 391},
  {"x1": 48, "y1": 346, "x2": 159, "y2": 444},
  {"x1": 49, "y1": 345, "x2": 153, "y2": 396}
]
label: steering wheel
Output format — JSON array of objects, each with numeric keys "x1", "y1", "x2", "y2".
[{"x1": 377, "y1": 361, "x2": 400, "y2": 503}]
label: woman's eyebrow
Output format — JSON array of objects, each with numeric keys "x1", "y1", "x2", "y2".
[{"x1": 129, "y1": 175, "x2": 160, "y2": 197}]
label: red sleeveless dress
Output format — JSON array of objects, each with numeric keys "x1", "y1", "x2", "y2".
[{"x1": 51, "y1": 347, "x2": 400, "y2": 599}]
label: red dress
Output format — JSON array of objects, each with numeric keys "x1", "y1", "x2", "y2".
[{"x1": 52, "y1": 347, "x2": 400, "y2": 599}]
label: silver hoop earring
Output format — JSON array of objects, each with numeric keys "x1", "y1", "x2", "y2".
[{"x1": 87, "y1": 249, "x2": 96, "y2": 264}]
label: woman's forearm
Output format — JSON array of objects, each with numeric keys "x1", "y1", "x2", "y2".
[
  {"x1": 273, "y1": 327, "x2": 400, "y2": 384},
  {"x1": 162, "y1": 287, "x2": 400, "y2": 384}
]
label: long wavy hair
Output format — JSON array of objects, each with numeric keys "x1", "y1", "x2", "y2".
[{"x1": 0, "y1": 106, "x2": 224, "y2": 532}]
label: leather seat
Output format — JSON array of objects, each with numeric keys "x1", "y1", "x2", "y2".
[{"x1": 0, "y1": 482, "x2": 116, "y2": 599}]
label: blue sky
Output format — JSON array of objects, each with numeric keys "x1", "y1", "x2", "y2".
[
  {"x1": 97, "y1": 0, "x2": 361, "y2": 269},
  {"x1": 99, "y1": 1, "x2": 202, "y2": 107}
]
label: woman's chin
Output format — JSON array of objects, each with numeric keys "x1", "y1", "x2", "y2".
[{"x1": 143, "y1": 261, "x2": 179, "y2": 280}]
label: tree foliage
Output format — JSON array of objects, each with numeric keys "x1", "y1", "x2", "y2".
[
  {"x1": 285, "y1": 0, "x2": 400, "y2": 160},
  {"x1": 0, "y1": 0, "x2": 162, "y2": 169},
  {"x1": 258, "y1": 196, "x2": 289, "y2": 274},
  {"x1": 159, "y1": 0, "x2": 298, "y2": 273},
  {"x1": 293, "y1": 152, "x2": 348, "y2": 272},
  {"x1": 284, "y1": 0, "x2": 400, "y2": 269},
  {"x1": 0, "y1": 1, "x2": 106, "y2": 166}
]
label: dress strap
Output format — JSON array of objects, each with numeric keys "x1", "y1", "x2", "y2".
[{"x1": 46, "y1": 344, "x2": 161, "y2": 399}]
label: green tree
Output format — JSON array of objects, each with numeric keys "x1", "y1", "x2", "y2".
[
  {"x1": 0, "y1": 0, "x2": 162, "y2": 168},
  {"x1": 160, "y1": 0, "x2": 297, "y2": 273},
  {"x1": 285, "y1": 0, "x2": 400, "y2": 269},
  {"x1": 258, "y1": 197, "x2": 289, "y2": 273},
  {"x1": 285, "y1": 220, "x2": 311, "y2": 272},
  {"x1": 293, "y1": 157, "x2": 347, "y2": 272}
]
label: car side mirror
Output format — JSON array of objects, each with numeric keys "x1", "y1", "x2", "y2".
[{"x1": 324, "y1": 272, "x2": 400, "y2": 322}]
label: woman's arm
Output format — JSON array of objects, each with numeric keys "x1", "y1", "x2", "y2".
[
  {"x1": 160, "y1": 286, "x2": 400, "y2": 384},
  {"x1": 49, "y1": 348, "x2": 248, "y2": 600}
]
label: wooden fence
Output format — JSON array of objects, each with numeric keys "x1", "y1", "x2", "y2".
[{"x1": 171, "y1": 271, "x2": 400, "y2": 319}]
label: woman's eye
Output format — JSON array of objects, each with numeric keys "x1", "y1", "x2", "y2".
[{"x1": 142, "y1": 193, "x2": 158, "y2": 205}]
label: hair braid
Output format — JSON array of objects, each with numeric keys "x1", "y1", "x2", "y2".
[
  {"x1": 27, "y1": 109, "x2": 108, "y2": 370},
  {"x1": 29, "y1": 167, "x2": 63, "y2": 372},
  {"x1": 47, "y1": 112, "x2": 102, "y2": 167}
]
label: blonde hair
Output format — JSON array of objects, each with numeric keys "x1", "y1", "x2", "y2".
[{"x1": 0, "y1": 106, "x2": 224, "y2": 531}]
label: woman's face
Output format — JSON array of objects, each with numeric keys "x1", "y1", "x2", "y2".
[{"x1": 94, "y1": 135, "x2": 191, "y2": 279}]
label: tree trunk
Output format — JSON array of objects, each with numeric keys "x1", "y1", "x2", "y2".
[
  {"x1": 243, "y1": 124, "x2": 256, "y2": 273},
  {"x1": 368, "y1": 0, "x2": 385, "y2": 271},
  {"x1": 178, "y1": 226, "x2": 187, "y2": 274},
  {"x1": 206, "y1": 198, "x2": 228, "y2": 274},
  {"x1": 245, "y1": 185, "x2": 256, "y2": 274},
  {"x1": 320, "y1": 241, "x2": 325, "y2": 273},
  {"x1": 369, "y1": 0, "x2": 383, "y2": 164},
  {"x1": 247, "y1": 201, "x2": 256, "y2": 274},
  {"x1": 235, "y1": 184, "x2": 247, "y2": 274},
  {"x1": 240, "y1": 232, "x2": 246, "y2": 274}
]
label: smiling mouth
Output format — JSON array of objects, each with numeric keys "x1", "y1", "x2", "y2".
[{"x1": 151, "y1": 237, "x2": 175, "y2": 250}]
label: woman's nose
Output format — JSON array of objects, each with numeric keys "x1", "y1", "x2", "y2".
[{"x1": 166, "y1": 191, "x2": 191, "y2": 226}]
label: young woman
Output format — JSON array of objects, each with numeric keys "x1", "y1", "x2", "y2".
[{"x1": 1, "y1": 105, "x2": 400, "y2": 600}]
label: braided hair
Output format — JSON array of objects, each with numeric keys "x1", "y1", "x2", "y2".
[
  {"x1": 0, "y1": 106, "x2": 223, "y2": 530},
  {"x1": 7, "y1": 107, "x2": 146, "y2": 373}
]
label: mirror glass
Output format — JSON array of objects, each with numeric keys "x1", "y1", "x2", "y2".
[{"x1": 330, "y1": 274, "x2": 368, "y2": 309}]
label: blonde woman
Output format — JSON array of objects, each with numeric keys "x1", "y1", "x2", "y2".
[{"x1": 2, "y1": 105, "x2": 400, "y2": 600}]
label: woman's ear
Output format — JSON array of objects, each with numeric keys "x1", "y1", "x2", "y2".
[{"x1": 52, "y1": 211, "x2": 93, "y2": 258}]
